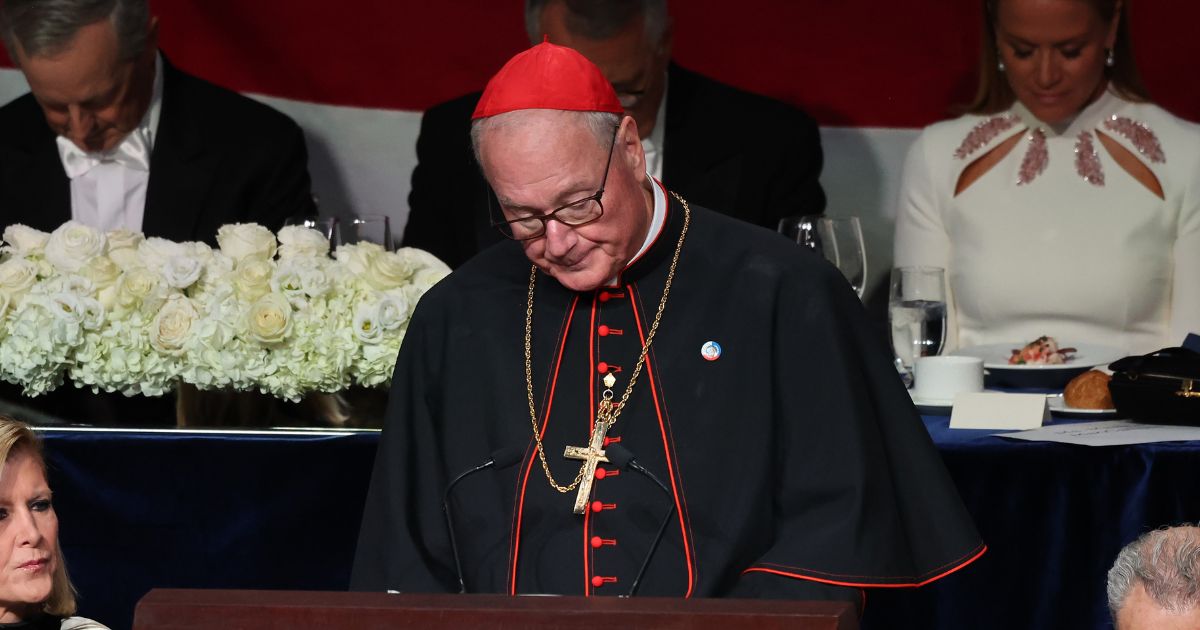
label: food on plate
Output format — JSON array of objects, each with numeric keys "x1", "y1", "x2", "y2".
[
  {"x1": 1063, "y1": 370, "x2": 1113, "y2": 409},
  {"x1": 1008, "y1": 336, "x2": 1076, "y2": 365}
]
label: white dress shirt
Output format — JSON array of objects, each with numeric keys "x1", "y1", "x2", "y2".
[{"x1": 57, "y1": 53, "x2": 164, "y2": 233}]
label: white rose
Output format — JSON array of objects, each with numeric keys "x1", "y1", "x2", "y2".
[
  {"x1": 79, "y1": 255, "x2": 121, "y2": 290},
  {"x1": 364, "y1": 251, "x2": 413, "y2": 290},
  {"x1": 44, "y1": 221, "x2": 106, "y2": 273},
  {"x1": 277, "y1": 226, "x2": 330, "y2": 260},
  {"x1": 335, "y1": 242, "x2": 383, "y2": 277},
  {"x1": 115, "y1": 266, "x2": 167, "y2": 313},
  {"x1": 0, "y1": 258, "x2": 39, "y2": 296},
  {"x1": 105, "y1": 229, "x2": 143, "y2": 252},
  {"x1": 2, "y1": 225, "x2": 50, "y2": 255},
  {"x1": 137, "y1": 237, "x2": 182, "y2": 269},
  {"x1": 217, "y1": 223, "x2": 277, "y2": 263},
  {"x1": 233, "y1": 259, "x2": 274, "y2": 301},
  {"x1": 162, "y1": 255, "x2": 204, "y2": 290},
  {"x1": 77, "y1": 296, "x2": 104, "y2": 330},
  {"x1": 396, "y1": 247, "x2": 451, "y2": 275},
  {"x1": 151, "y1": 294, "x2": 199, "y2": 355},
  {"x1": 376, "y1": 293, "x2": 410, "y2": 331},
  {"x1": 247, "y1": 293, "x2": 293, "y2": 345}
]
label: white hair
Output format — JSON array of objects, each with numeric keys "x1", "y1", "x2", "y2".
[
  {"x1": 1108, "y1": 526, "x2": 1200, "y2": 623},
  {"x1": 470, "y1": 109, "x2": 621, "y2": 164}
]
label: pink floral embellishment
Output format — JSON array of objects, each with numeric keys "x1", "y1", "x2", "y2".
[
  {"x1": 1074, "y1": 131, "x2": 1105, "y2": 186},
  {"x1": 1017, "y1": 129, "x2": 1048, "y2": 186},
  {"x1": 954, "y1": 114, "x2": 1021, "y2": 160},
  {"x1": 1103, "y1": 116, "x2": 1166, "y2": 163}
]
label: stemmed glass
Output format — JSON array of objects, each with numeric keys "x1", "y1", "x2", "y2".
[
  {"x1": 889, "y1": 266, "x2": 948, "y2": 386},
  {"x1": 816, "y1": 217, "x2": 867, "y2": 299},
  {"x1": 340, "y1": 215, "x2": 394, "y2": 251},
  {"x1": 778, "y1": 215, "x2": 824, "y2": 253},
  {"x1": 778, "y1": 215, "x2": 868, "y2": 299}
]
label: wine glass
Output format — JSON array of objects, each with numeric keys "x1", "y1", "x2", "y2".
[
  {"x1": 889, "y1": 266, "x2": 948, "y2": 386},
  {"x1": 816, "y1": 217, "x2": 867, "y2": 299},
  {"x1": 284, "y1": 216, "x2": 339, "y2": 241},
  {"x1": 777, "y1": 215, "x2": 824, "y2": 254},
  {"x1": 340, "y1": 215, "x2": 394, "y2": 250}
]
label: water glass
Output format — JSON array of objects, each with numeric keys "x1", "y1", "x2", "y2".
[
  {"x1": 816, "y1": 217, "x2": 867, "y2": 299},
  {"x1": 889, "y1": 266, "x2": 947, "y2": 385},
  {"x1": 340, "y1": 215, "x2": 394, "y2": 250},
  {"x1": 778, "y1": 215, "x2": 824, "y2": 253}
]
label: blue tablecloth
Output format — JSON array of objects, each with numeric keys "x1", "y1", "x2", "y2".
[{"x1": 40, "y1": 419, "x2": 1200, "y2": 629}]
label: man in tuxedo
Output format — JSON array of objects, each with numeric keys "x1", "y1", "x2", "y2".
[
  {"x1": 0, "y1": 0, "x2": 315, "y2": 426},
  {"x1": 0, "y1": 0, "x2": 316, "y2": 243},
  {"x1": 402, "y1": 0, "x2": 825, "y2": 268}
]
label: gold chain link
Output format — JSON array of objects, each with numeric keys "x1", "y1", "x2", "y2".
[{"x1": 524, "y1": 192, "x2": 692, "y2": 493}]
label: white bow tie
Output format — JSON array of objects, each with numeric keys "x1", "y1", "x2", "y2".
[{"x1": 56, "y1": 129, "x2": 152, "y2": 179}]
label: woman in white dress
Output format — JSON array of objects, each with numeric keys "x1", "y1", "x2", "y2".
[
  {"x1": 0, "y1": 418, "x2": 107, "y2": 630},
  {"x1": 893, "y1": 0, "x2": 1200, "y2": 355}
]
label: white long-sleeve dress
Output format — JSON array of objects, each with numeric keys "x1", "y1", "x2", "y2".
[{"x1": 893, "y1": 89, "x2": 1200, "y2": 355}]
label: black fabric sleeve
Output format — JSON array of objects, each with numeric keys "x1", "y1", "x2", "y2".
[{"x1": 245, "y1": 118, "x2": 316, "y2": 230}]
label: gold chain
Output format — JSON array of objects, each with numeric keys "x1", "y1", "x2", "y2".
[{"x1": 524, "y1": 192, "x2": 692, "y2": 493}]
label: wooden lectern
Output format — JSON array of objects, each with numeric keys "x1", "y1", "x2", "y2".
[{"x1": 133, "y1": 589, "x2": 859, "y2": 629}]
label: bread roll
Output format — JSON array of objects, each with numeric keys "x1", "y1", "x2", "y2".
[{"x1": 1064, "y1": 370, "x2": 1113, "y2": 409}]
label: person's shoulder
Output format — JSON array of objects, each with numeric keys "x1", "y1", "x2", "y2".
[
  {"x1": 422, "y1": 91, "x2": 483, "y2": 122},
  {"x1": 0, "y1": 93, "x2": 46, "y2": 146},
  {"x1": 668, "y1": 63, "x2": 816, "y2": 128},
  {"x1": 411, "y1": 240, "x2": 529, "y2": 311},
  {"x1": 165, "y1": 63, "x2": 300, "y2": 135},
  {"x1": 686, "y1": 203, "x2": 831, "y2": 282},
  {"x1": 59, "y1": 617, "x2": 110, "y2": 630}
]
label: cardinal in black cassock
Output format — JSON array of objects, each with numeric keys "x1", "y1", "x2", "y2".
[{"x1": 351, "y1": 41, "x2": 984, "y2": 609}]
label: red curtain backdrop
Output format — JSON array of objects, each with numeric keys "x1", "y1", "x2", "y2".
[{"x1": 1, "y1": 1, "x2": 1196, "y2": 126}]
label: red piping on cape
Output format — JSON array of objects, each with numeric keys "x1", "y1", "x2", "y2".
[
  {"x1": 741, "y1": 543, "x2": 988, "y2": 589},
  {"x1": 628, "y1": 283, "x2": 696, "y2": 597},
  {"x1": 584, "y1": 295, "x2": 599, "y2": 594},
  {"x1": 509, "y1": 295, "x2": 580, "y2": 595}
]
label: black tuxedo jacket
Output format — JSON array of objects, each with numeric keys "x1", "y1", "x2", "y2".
[
  {"x1": 0, "y1": 58, "x2": 315, "y2": 426},
  {"x1": 0, "y1": 58, "x2": 315, "y2": 243},
  {"x1": 402, "y1": 63, "x2": 825, "y2": 268}
]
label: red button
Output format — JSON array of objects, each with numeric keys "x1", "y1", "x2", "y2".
[
  {"x1": 591, "y1": 575, "x2": 605, "y2": 587},
  {"x1": 598, "y1": 325, "x2": 610, "y2": 336},
  {"x1": 591, "y1": 536, "x2": 603, "y2": 549},
  {"x1": 596, "y1": 362, "x2": 609, "y2": 373},
  {"x1": 591, "y1": 500, "x2": 604, "y2": 513},
  {"x1": 599, "y1": 292, "x2": 611, "y2": 303},
  {"x1": 594, "y1": 468, "x2": 606, "y2": 480}
]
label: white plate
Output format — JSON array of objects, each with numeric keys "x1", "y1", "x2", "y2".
[
  {"x1": 953, "y1": 342, "x2": 1126, "y2": 388},
  {"x1": 1047, "y1": 395, "x2": 1118, "y2": 418}
]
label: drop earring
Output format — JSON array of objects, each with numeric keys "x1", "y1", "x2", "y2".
[
  {"x1": 1105, "y1": 48, "x2": 1115, "y2": 67},
  {"x1": 998, "y1": 57, "x2": 1006, "y2": 72}
]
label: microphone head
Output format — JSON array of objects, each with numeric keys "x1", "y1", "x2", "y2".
[
  {"x1": 490, "y1": 445, "x2": 525, "y2": 469},
  {"x1": 604, "y1": 443, "x2": 634, "y2": 469}
]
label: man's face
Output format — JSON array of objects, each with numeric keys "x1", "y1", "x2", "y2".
[
  {"x1": 1116, "y1": 583, "x2": 1200, "y2": 630},
  {"x1": 538, "y1": 3, "x2": 671, "y2": 139},
  {"x1": 479, "y1": 111, "x2": 652, "y2": 293},
  {"x1": 16, "y1": 18, "x2": 157, "y2": 153}
]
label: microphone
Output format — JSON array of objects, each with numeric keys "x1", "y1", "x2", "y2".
[
  {"x1": 603, "y1": 443, "x2": 675, "y2": 598},
  {"x1": 443, "y1": 445, "x2": 525, "y2": 593}
]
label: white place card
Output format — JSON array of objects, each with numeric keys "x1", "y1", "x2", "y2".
[{"x1": 949, "y1": 392, "x2": 1048, "y2": 430}]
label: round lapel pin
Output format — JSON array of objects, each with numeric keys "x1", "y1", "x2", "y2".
[{"x1": 700, "y1": 341, "x2": 722, "y2": 361}]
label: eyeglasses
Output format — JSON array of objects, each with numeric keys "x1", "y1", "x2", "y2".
[{"x1": 490, "y1": 125, "x2": 620, "y2": 241}]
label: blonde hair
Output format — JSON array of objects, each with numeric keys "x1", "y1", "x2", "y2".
[{"x1": 0, "y1": 416, "x2": 76, "y2": 617}]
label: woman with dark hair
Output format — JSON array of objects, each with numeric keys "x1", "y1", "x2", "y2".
[
  {"x1": 893, "y1": 0, "x2": 1200, "y2": 354},
  {"x1": 0, "y1": 417, "x2": 106, "y2": 629}
]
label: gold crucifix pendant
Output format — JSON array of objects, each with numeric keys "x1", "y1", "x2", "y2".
[{"x1": 563, "y1": 414, "x2": 615, "y2": 514}]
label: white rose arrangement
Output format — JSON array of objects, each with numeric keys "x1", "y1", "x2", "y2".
[{"x1": 0, "y1": 221, "x2": 449, "y2": 401}]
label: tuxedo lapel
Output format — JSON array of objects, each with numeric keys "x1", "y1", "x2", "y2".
[{"x1": 142, "y1": 60, "x2": 220, "y2": 242}]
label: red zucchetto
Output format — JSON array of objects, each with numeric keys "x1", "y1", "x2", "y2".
[{"x1": 472, "y1": 39, "x2": 624, "y2": 120}]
